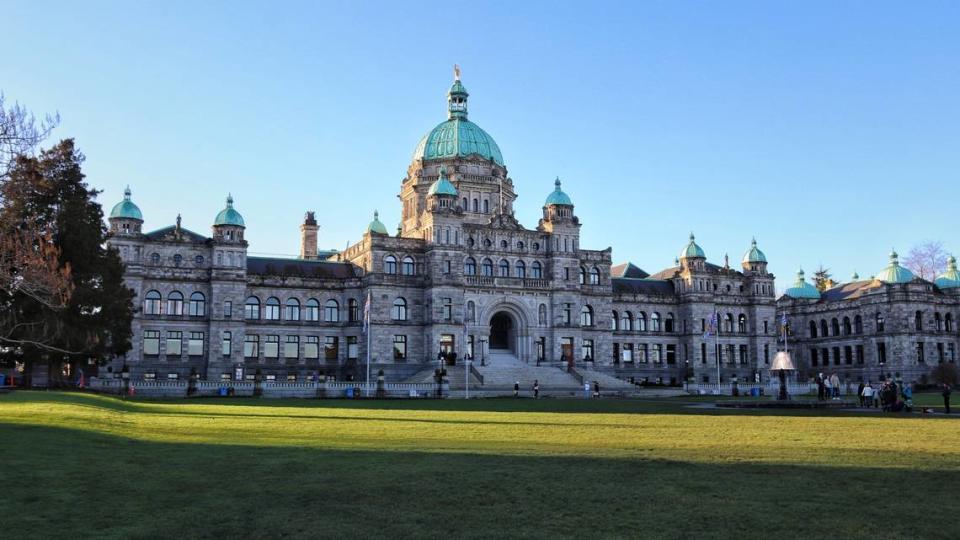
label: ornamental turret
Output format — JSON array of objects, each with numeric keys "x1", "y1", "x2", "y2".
[
  {"x1": 935, "y1": 255, "x2": 960, "y2": 290},
  {"x1": 679, "y1": 233, "x2": 707, "y2": 271},
  {"x1": 783, "y1": 269, "x2": 821, "y2": 300},
  {"x1": 108, "y1": 186, "x2": 144, "y2": 236},
  {"x1": 874, "y1": 249, "x2": 915, "y2": 284},
  {"x1": 366, "y1": 210, "x2": 388, "y2": 236},
  {"x1": 212, "y1": 194, "x2": 246, "y2": 244},
  {"x1": 741, "y1": 237, "x2": 768, "y2": 274},
  {"x1": 427, "y1": 166, "x2": 458, "y2": 211},
  {"x1": 541, "y1": 177, "x2": 576, "y2": 223}
]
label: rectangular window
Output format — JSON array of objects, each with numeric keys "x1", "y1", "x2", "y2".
[
  {"x1": 265, "y1": 335, "x2": 280, "y2": 359},
  {"x1": 832, "y1": 346, "x2": 840, "y2": 366},
  {"x1": 443, "y1": 260, "x2": 451, "y2": 274},
  {"x1": 440, "y1": 334, "x2": 455, "y2": 355},
  {"x1": 222, "y1": 331, "x2": 232, "y2": 358},
  {"x1": 652, "y1": 343, "x2": 663, "y2": 364},
  {"x1": 811, "y1": 348, "x2": 818, "y2": 367},
  {"x1": 701, "y1": 342, "x2": 707, "y2": 364},
  {"x1": 666, "y1": 344, "x2": 676, "y2": 365},
  {"x1": 726, "y1": 344, "x2": 735, "y2": 364},
  {"x1": 143, "y1": 372, "x2": 156, "y2": 380},
  {"x1": 188, "y1": 332, "x2": 204, "y2": 356},
  {"x1": 304, "y1": 336, "x2": 319, "y2": 359},
  {"x1": 224, "y1": 300, "x2": 232, "y2": 319},
  {"x1": 844, "y1": 345, "x2": 853, "y2": 365},
  {"x1": 949, "y1": 343, "x2": 956, "y2": 362},
  {"x1": 738, "y1": 344, "x2": 748, "y2": 365},
  {"x1": 393, "y1": 335, "x2": 407, "y2": 360},
  {"x1": 764, "y1": 343, "x2": 770, "y2": 364},
  {"x1": 347, "y1": 336, "x2": 358, "y2": 359},
  {"x1": 325, "y1": 336, "x2": 339, "y2": 360},
  {"x1": 166, "y1": 331, "x2": 182, "y2": 357},
  {"x1": 582, "y1": 339, "x2": 594, "y2": 361},
  {"x1": 563, "y1": 304, "x2": 572, "y2": 325},
  {"x1": 622, "y1": 343, "x2": 634, "y2": 362},
  {"x1": 285, "y1": 335, "x2": 299, "y2": 359},
  {"x1": 564, "y1": 267, "x2": 570, "y2": 281},
  {"x1": 244, "y1": 335, "x2": 259, "y2": 359},
  {"x1": 856, "y1": 344, "x2": 864, "y2": 364},
  {"x1": 763, "y1": 320, "x2": 768, "y2": 334},
  {"x1": 442, "y1": 298, "x2": 453, "y2": 321},
  {"x1": 638, "y1": 343, "x2": 648, "y2": 363},
  {"x1": 143, "y1": 330, "x2": 160, "y2": 356},
  {"x1": 917, "y1": 342, "x2": 925, "y2": 363}
]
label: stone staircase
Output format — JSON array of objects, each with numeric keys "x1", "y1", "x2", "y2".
[
  {"x1": 474, "y1": 350, "x2": 581, "y2": 390},
  {"x1": 405, "y1": 364, "x2": 482, "y2": 389},
  {"x1": 573, "y1": 367, "x2": 638, "y2": 393}
]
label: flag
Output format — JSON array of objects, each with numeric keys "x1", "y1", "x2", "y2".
[
  {"x1": 703, "y1": 311, "x2": 718, "y2": 339},
  {"x1": 363, "y1": 291, "x2": 371, "y2": 334}
]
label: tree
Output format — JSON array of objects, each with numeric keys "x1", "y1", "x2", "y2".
[
  {"x1": 813, "y1": 265, "x2": 832, "y2": 292},
  {"x1": 932, "y1": 362, "x2": 958, "y2": 387},
  {"x1": 1, "y1": 93, "x2": 59, "y2": 176},
  {"x1": 0, "y1": 140, "x2": 134, "y2": 385},
  {"x1": 902, "y1": 241, "x2": 948, "y2": 282}
]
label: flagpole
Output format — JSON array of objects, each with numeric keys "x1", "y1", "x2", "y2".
[
  {"x1": 366, "y1": 322, "x2": 371, "y2": 397},
  {"x1": 364, "y1": 292, "x2": 372, "y2": 398},
  {"x1": 715, "y1": 311, "x2": 721, "y2": 395}
]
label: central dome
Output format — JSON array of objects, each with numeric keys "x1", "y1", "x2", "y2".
[{"x1": 411, "y1": 75, "x2": 504, "y2": 166}]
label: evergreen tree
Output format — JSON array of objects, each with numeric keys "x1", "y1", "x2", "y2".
[
  {"x1": 0, "y1": 139, "x2": 134, "y2": 384},
  {"x1": 813, "y1": 265, "x2": 833, "y2": 292}
]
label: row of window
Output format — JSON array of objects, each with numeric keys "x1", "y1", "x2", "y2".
[
  {"x1": 466, "y1": 237, "x2": 541, "y2": 252},
  {"x1": 143, "y1": 291, "x2": 206, "y2": 316},
  {"x1": 243, "y1": 297, "x2": 359, "y2": 322},
  {"x1": 464, "y1": 258, "x2": 544, "y2": 278},
  {"x1": 807, "y1": 312, "x2": 956, "y2": 339},
  {"x1": 611, "y1": 310, "x2": 678, "y2": 332}
]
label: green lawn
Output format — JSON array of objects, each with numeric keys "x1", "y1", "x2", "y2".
[{"x1": 1, "y1": 392, "x2": 958, "y2": 539}]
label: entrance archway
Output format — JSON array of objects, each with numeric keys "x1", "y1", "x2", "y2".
[{"x1": 489, "y1": 311, "x2": 513, "y2": 350}]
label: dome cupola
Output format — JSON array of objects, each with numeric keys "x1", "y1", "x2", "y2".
[
  {"x1": 544, "y1": 177, "x2": 573, "y2": 206},
  {"x1": 875, "y1": 249, "x2": 915, "y2": 284},
  {"x1": 784, "y1": 269, "x2": 821, "y2": 300},
  {"x1": 427, "y1": 166, "x2": 458, "y2": 197},
  {"x1": 214, "y1": 194, "x2": 245, "y2": 227},
  {"x1": 742, "y1": 237, "x2": 767, "y2": 264},
  {"x1": 109, "y1": 186, "x2": 144, "y2": 221},
  {"x1": 680, "y1": 233, "x2": 706, "y2": 260},
  {"x1": 935, "y1": 255, "x2": 960, "y2": 289},
  {"x1": 366, "y1": 210, "x2": 388, "y2": 235}
]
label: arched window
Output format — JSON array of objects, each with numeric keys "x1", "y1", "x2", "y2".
[
  {"x1": 589, "y1": 267, "x2": 600, "y2": 285},
  {"x1": 538, "y1": 304, "x2": 547, "y2": 326},
  {"x1": 348, "y1": 298, "x2": 359, "y2": 322},
  {"x1": 167, "y1": 291, "x2": 184, "y2": 316},
  {"x1": 579, "y1": 267, "x2": 587, "y2": 285},
  {"x1": 392, "y1": 298, "x2": 407, "y2": 321},
  {"x1": 483, "y1": 199, "x2": 489, "y2": 213},
  {"x1": 472, "y1": 199, "x2": 478, "y2": 212},
  {"x1": 915, "y1": 311, "x2": 923, "y2": 331},
  {"x1": 462, "y1": 197, "x2": 468, "y2": 210},
  {"x1": 831, "y1": 318, "x2": 840, "y2": 336},
  {"x1": 464, "y1": 258, "x2": 477, "y2": 275},
  {"x1": 516, "y1": 260, "x2": 526, "y2": 279},
  {"x1": 623, "y1": 311, "x2": 634, "y2": 331},
  {"x1": 809, "y1": 320, "x2": 818, "y2": 338},
  {"x1": 402, "y1": 256, "x2": 415, "y2": 275},
  {"x1": 244, "y1": 296, "x2": 261, "y2": 320},
  {"x1": 285, "y1": 298, "x2": 300, "y2": 321},
  {"x1": 876, "y1": 313, "x2": 885, "y2": 332},
  {"x1": 384, "y1": 255, "x2": 397, "y2": 274},
  {"x1": 854, "y1": 315, "x2": 863, "y2": 334},
  {"x1": 652, "y1": 312, "x2": 662, "y2": 332},
  {"x1": 531, "y1": 261, "x2": 543, "y2": 279},
  {"x1": 517, "y1": 241, "x2": 525, "y2": 250},
  {"x1": 820, "y1": 319, "x2": 829, "y2": 337},
  {"x1": 149, "y1": 252, "x2": 160, "y2": 265},
  {"x1": 182, "y1": 292, "x2": 202, "y2": 317},
  {"x1": 946, "y1": 313, "x2": 954, "y2": 333},
  {"x1": 500, "y1": 240, "x2": 508, "y2": 249},
  {"x1": 635, "y1": 311, "x2": 645, "y2": 331},
  {"x1": 144, "y1": 290, "x2": 162, "y2": 315},
  {"x1": 580, "y1": 305, "x2": 594, "y2": 327},
  {"x1": 481, "y1": 258, "x2": 493, "y2": 276},
  {"x1": 935, "y1": 312, "x2": 943, "y2": 331},
  {"x1": 483, "y1": 238, "x2": 491, "y2": 248},
  {"x1": 738, "y1": 314, "x2": 747, "y2": 333},
  {"x1": 612, "y1": 310, "x2": 619, "y2": 331},
  {"x1": 666, "y1": 313, "x2": 675, "y2": 333},
  {"x1": 264, "y1": 297, "x2": 281, "y2": 320},
  {"x1": 843, "y1": 317, "x2": 852, "y2": 335},
  {"x1": 305, "y1": 299, "x2": 319, "y2": 321},
  {"x1": 498, "y1": 259, "x2": 510, "y2": 277},
  {"x1": 724, "y1": 313, "x2": 734, "y2": 333},
  {"x1": 466, "y1": 301, "x2": 475, "y2": 323},
  {"x1": 325, "y1": 299, "x2": 339, "y2": 322}
]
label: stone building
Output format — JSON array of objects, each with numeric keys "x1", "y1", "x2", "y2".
[{"x1": 103, "y1": 72, "x2": 954, "y2": 388}]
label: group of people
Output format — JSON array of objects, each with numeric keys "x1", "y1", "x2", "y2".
[
  {"x1": 512, "y1": 380, "x2": 601, "y2": 399},
  {"x1": 815, "y1": 373, "x2": 843, "y2": 400},
  {"x1": 857, "y1": 380, "x2": 912, "y2": 412}
]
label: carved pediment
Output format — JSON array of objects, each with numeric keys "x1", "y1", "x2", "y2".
[{"x1": 487, "y1": 212, "x2": 525, "y2": 231}]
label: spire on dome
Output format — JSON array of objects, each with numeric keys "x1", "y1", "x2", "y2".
[{"x1": 448, "y1": 66, "x2": 469, "y2": 120}]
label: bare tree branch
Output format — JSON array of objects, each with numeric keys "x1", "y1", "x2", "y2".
[
  {"x1": 902, "y1": 241, "x2": 948, "y2": 282},
  {"x1": 0, "y1": 92, "x2": 60, "y2": 176}
]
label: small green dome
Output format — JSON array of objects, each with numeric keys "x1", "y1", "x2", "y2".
[
  {"x1": 367, "y1": 210, "x2": 388, "y2": 235},
  {"x1": 427, "y1": 166, "x2": 458, "y2": 196},
  {"x1": 875, "y1": 249, "x2": 915, "y2": 284},
  {"x1": 680, "y1": 233, "x2": 706, "y2": 259},
  {"x1": 213, "y1": 194, "x2": 245, "y2": 227},
  {"x1": 935, "y1": 255, "x2": 960, "y2": 289},
  {"x1": 741, "y1": 237, "x2": 767, "y2": 264},
  {"x1": 851, "y1": 271, "x2": 860, "y2": 280},
  {"x1": 109, "y1": 186, "x2": 143, "y2": 221},
  {"x1": 784, "y1": 269, "x2": 821, "y2": 299},
  {"x1": 545, "y1": 177, "x2": 573, "y2": 206},
  {"x1": 411, "y1": 74, "x2": 504, "y2": 166}
]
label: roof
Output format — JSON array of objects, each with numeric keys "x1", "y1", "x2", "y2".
[
  {"x1": 612, "y1": 278, "x2": 676, "y2": 296},
  {"x1": 783, "y1": 269, "x2": 821, "y2": 300},
  {"x1": 246, "y1": 257, "x2": 357, "y2": 278},
  {"x1": 214, "y1": 194, "x2": 245, "y2": 227},
  {"x1": 544, "y1": 177, "x2": 573, "y2": 206},
  {"x1": 611, "y1": 262, "x2": 649, "y2": 279},
  {"x1": 647, "y1": 262, "x2": 742, "y2": 280},
  {"x1": 741, "y1": 238, "x2": 767, "y2": 264},
  {"x1": 819, "y1": 280, "x2": 881, "y2": 302},
  {"x1": 367, "y1": 210, "x2": 388, "y2": 235},
  {"x1": 143, "y1": 226, "x2": 209, "y2": 243},
  {"x1": 935, "y1": 256, "x2": 960, "y2": 289},
  {"x1": 875, "y1": 250, "x2": 915, "y2": 284},
  {"x1": 680, "y1": 233, "x2": 706, "y2": 259},
  {"x1": 109, "y1": 187, "x2": 143, "y2": 221},
  {"x1": 411, "y1": 76, "x2": 504, "y2": 166},
  {"x1": 427, "y1": 167, "x2": 458, "y2": 196}
]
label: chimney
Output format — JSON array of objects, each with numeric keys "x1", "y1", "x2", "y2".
[{"x1": 300, "y1": 211, "x2": 318, "y2": 259}]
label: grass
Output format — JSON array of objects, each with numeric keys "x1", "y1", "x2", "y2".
[{"x1": 1, "y1": 391, "x2": 958, "y2": 539}]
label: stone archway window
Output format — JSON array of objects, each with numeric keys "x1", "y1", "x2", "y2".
[
  {"x1": 589, "y1": 267, "x2": 600, "y2": 285},
  {"x1": 384, "y1": 255, "x2": 397, "y2": 274},
  {"x1": 464, "y1": 257, "x2": 477, "y2": 275},
  {"x1": 516, "y1": 261, "x2": 526, "y2": 279},
  {"x1": 167, "y1": 291, "x2": 184, "y2": 316},
  {"x1": 531, "y1": 261, "x2": 543, "y2": 279},
  {"x1": 652, "y1": 312, "x2": 662, "y2": 332},
  {"x1": 402, "y1": 256, "x2": 415, "y2": 275},
  {"x1": 392, "y1": 298, "x2": 407, "y2": 321},
  {"x1": 498, "y1": 259, "x2": 510, "y2": 277},
  {"x1": 481, "y1": 258, "x2": 494, "y2": 276},
  {"x1": 144, "y1": 290, "x2": 162, "y2": 315},
  {"x1": 580, "y1": 305, "x2": 594, "y2": 327}
]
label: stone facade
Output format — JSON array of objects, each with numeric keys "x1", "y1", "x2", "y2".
[{"x1": 103, "y1": 75, "x2": 957, "y2": 387}]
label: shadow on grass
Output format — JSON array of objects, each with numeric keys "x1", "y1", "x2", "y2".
[{"x1": 1, "y1": 421, "x2": 957, "y2": 540}]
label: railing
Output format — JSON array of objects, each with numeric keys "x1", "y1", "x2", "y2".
[
  {"x1": 567, "y1": 366, "x2": 585, "y2": 386},
  {"x1": 88, "y1": 378, "x2": 438, "y2": 398},
  {"x1": 464, "y1": 276, "x2": 550, "y2": 289},
  {"x1": 468, "y1": 363, "x2": 484, "y2": 385},
  {"x1": 683, "y1": 382, "x2": 819, "y2": 396}
]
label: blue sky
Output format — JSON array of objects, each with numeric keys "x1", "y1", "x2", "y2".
[{"x1": 4, "y1": 1, "x2": 958, "y2": 288}]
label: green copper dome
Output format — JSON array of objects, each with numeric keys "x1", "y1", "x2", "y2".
[
  {"x1": 545, "y1": 177, "x2": 573, "y2": 206},
  {"x1": 680, "y1": 233, "x2": 706, "y2": 259},
  {"x1": 109, "y1": 186, "x2": 143, "y2": 221},
  {"x1": 428, "y1": 166, "x2": 458, "y2": 196},
  {"x1": 784, "y1": 269, "x2": 821, "y2": 299},
  {"x1": 411, "y1": 75, "x2": 505, "y2": 166},
  {"x1": 741, "y1": 237, "x2": 767, "y2": 264},
  {"x1": 875, "y1": 250, "x2": 915, "y2": 284},
  {"x1": 213, "y1": 194, "x2": 245, "y2": 227},
  {"x1": 935, "y1": 255, "x2": 960, "y2": 289},
  {"x1": 367, "y1": 210, "x2": 388, "y2": 235}
]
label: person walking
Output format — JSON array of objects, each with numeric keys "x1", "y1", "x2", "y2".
[
  {"x1": 861, "y1": 382, "x2": 873, "y2": 409},
  {"x1": 830, "y1": 373, "x2": 841, "y2": 400},
  {"x1": 943, "y1": 383, "x2": 952, "y2": 414},
  {"x1": 593, "y1": 380, "x2": 600, "y2": 399},
  {"x1": 816, "y1": 373, "x2": 825, "y2": 401},
  {"x1": 513, "y1": 381, "x2": 520, "y2": 398},
  {"x1": 902, "y1": 382, "x2": 913, "y2": 413},
  {"x1": 533, "y1": 380, "x2": 540, "y2": 399},
  {"x1": 823, "y1": 374, "x2": 833, "y2": 401},
  {"x1": 857, "y1": 382, "x2": 865, "y2": 407}
]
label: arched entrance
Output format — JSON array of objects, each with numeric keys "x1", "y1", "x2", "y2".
[{"x1": 489, "y1": 311, "x2": 514, "y2": 350}]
